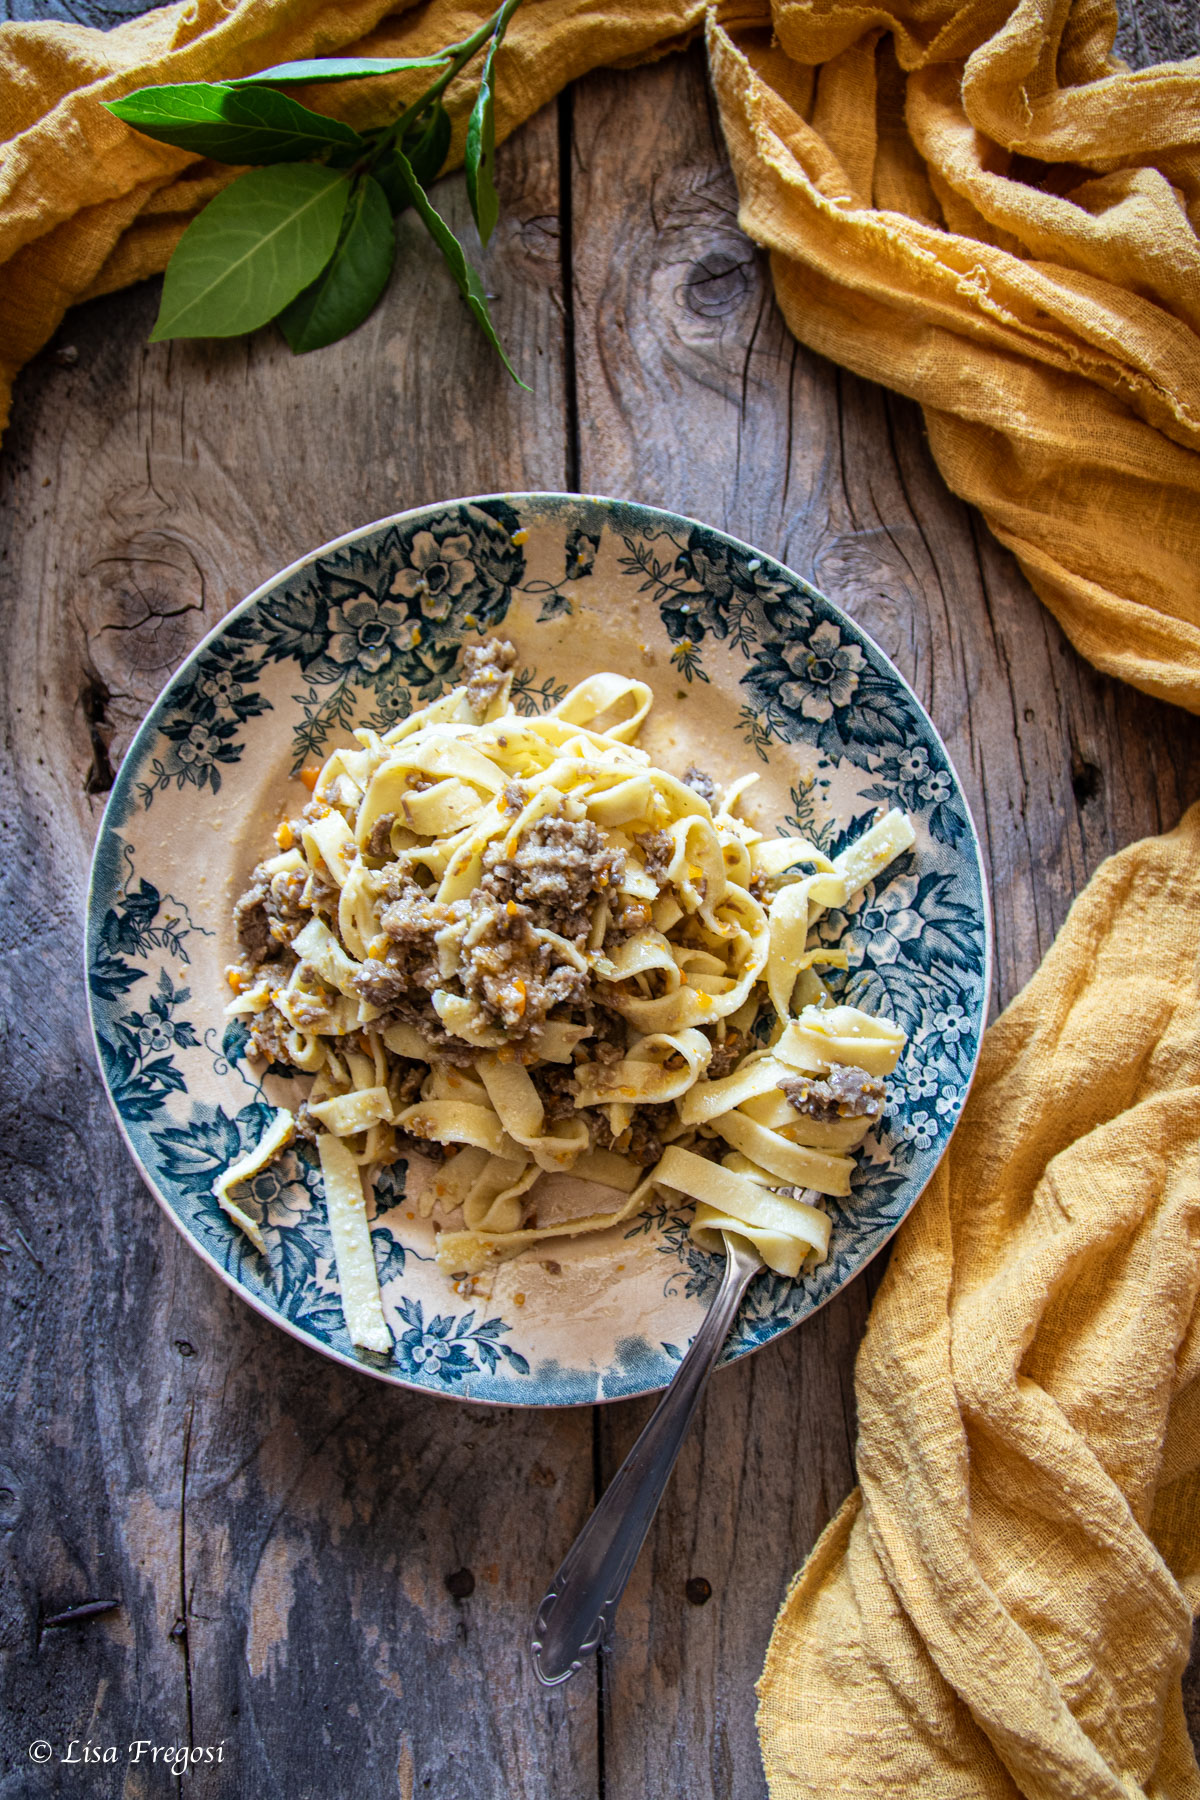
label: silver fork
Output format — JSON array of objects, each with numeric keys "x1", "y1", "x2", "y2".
[{"x1": 531, "y1": 1229, "x2": 764, "y2": 1686}]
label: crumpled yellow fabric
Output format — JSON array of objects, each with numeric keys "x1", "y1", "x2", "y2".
[
  {"x1": 3, "y1": 2, "x2": 1199, "y2": 1795},
  {"x1": 1, "y1": 0, "x2": 1199, "y2": 707},
  {"x1": 707, "y1": 4, "x2": 1200, "y2": 713},
  {"x1": 759, "y1": 804, "x2": 1200, "y2": 1800}
]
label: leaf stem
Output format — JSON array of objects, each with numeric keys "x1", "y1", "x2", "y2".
[{"x1": 372, "y1": 0, "x2": 522, "y2": 162}]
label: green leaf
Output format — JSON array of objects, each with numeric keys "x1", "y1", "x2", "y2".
[
  {"x1": 106, "y1": 82, "x2": 363, "y2": 165},
  {"x1": 374, "y1": 153, "x2": 405, "y2": 217},
  {"x1": 227, "y1": 55, "x2": 450, "y2": 86},
  {"x1": 279, "y1": 175, "x2": 395, "y2": 353},
  {"x1": 465, "y1": 0, "x2": 519, "y2": 246},
  {"x1": 405, "y1": 102, "x2": 452, "y2": 190},
  {"x1": 465, "y1": 44, "x2": 499, "y2": 245},
  {"x1": 375, "y1": 104, "x2": 452, "y2": 214},
  {"x1": 151, "y1": 164, "x2": 351, "y2": 341},
  {"x1": 392, "y1": 147, "x2": 527, "y2": 387}
]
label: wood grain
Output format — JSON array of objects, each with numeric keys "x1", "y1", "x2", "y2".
[
  {"x1": 0, "y1": 104, "x2": 601, "y2": 1800},
  {"x1": 565, "y1": 42, "x2": 1200, "y2": 1799},
  {"x1": 1, "y1": 13, "x2": 1199, "y2": 1799}
]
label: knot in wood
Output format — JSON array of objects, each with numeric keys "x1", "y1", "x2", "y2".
[{"x1": 681, "y1": 251, "x2": 753, "y2": 319}]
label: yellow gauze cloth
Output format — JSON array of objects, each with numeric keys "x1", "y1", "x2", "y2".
[
  {"x1": 1, "y1": 0, "x2": 1199, "y2": 707},
  {"x1": 759, "y1": 804, "x2": 1200, "y2": 1800}
]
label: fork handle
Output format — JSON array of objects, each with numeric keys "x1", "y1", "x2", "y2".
[{"x1": 531, "y1": 1233, "x2": 761, "y2": 1686}]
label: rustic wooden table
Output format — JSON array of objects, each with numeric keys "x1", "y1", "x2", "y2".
[{"x1": 3, "y1": 9, "x2": 1199, "y2": 1795}]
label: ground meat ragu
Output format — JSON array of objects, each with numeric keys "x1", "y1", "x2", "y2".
[
  {"x1": 350, "y1": 961, "x2": 436, "y2": 1018},
  {"x1": 578, "y1": 1002, "x2": 626, "y2": 1064},
  {"x1": 605, "y1": 892, "x2": 653, "y2": 939},
  {"x1": 246, "y1": 1005, "x2": 292, "y2": 1065},
  {"x1": 706, "y1": 1029, "x2": 744, "y2": 1081},
  {"x1": 456, "y1": 893, "x2": 589, "y2": 1031},
  {"x1": 386, "y1": 1055, "x2": 465, "y2": 1160},
  {"x1": 234, "y1": 860, "x2": 310, "y2": 960},
  {"x1": 592, "y1": 1101, "x2": 677, "y2": 1167},
  {"x1": 354, "y1": 876, "x2": 454, "y2": 1006},
  {"x1": 233, "y1": 768, "x2": 726, "y2": 1099},
  {"x1": 233, "y1": 887, "x2": 273, "y2": 964},
  {"x1": 352, "y1": 865, "x2": 593, "y2": 1040},
  {"x1": 366, "y1": 813, "x2": 396, "y2": 858},
  {"x1": 683, "y1": 765, "x2": 717, "y2": 806},
  {"x1": 530, "y1": 1065, "x2": 579, "y2": 1121},
  {"x1": 461, "y1": 637, "x2": 516, "y2": 714},
  {"x1": 778, "y1": 1065, "x2": 885, "y2": 1121},
  {"x1": 388, "y1": 1055, "x2": 428, "y2": 1110},
  {"x1": 626, "y1": 1104, "x2": 677, "y2": 1167},
  {"x1": 371, "y1": 995, "x2": 479, "y2": 1064},
  {"x1": 634, "y1": 828, "x2": 672, "y2": 882},
  {"x1": 481, "y1": 816, "x2": 624, "y2": 943}
]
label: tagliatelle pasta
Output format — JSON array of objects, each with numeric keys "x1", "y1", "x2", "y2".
[{"x1": 217, "y1": 639, "x2": 914, "y2": 1352}]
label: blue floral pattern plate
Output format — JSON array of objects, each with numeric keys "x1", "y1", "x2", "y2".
[{"x1": 87, "y1": 494, "x2": 991, "y2": 1407}]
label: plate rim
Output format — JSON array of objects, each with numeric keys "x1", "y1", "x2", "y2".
[{"x1": 85, "y1": 490, "x2": 994, "y2": 1409}]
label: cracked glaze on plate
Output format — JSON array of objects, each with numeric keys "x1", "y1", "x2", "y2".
[{"x1": 87, "y1": 494, "x2": 991, "y2": 1406}]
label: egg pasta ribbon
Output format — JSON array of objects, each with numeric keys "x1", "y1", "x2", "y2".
[{"x1": 217, "y1": 639, "x2": 914, "y2": 1350}]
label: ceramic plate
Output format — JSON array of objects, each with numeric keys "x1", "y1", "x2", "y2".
[{"x1": 87, "y1": 494, "x2": 991, "y2": 1406}]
